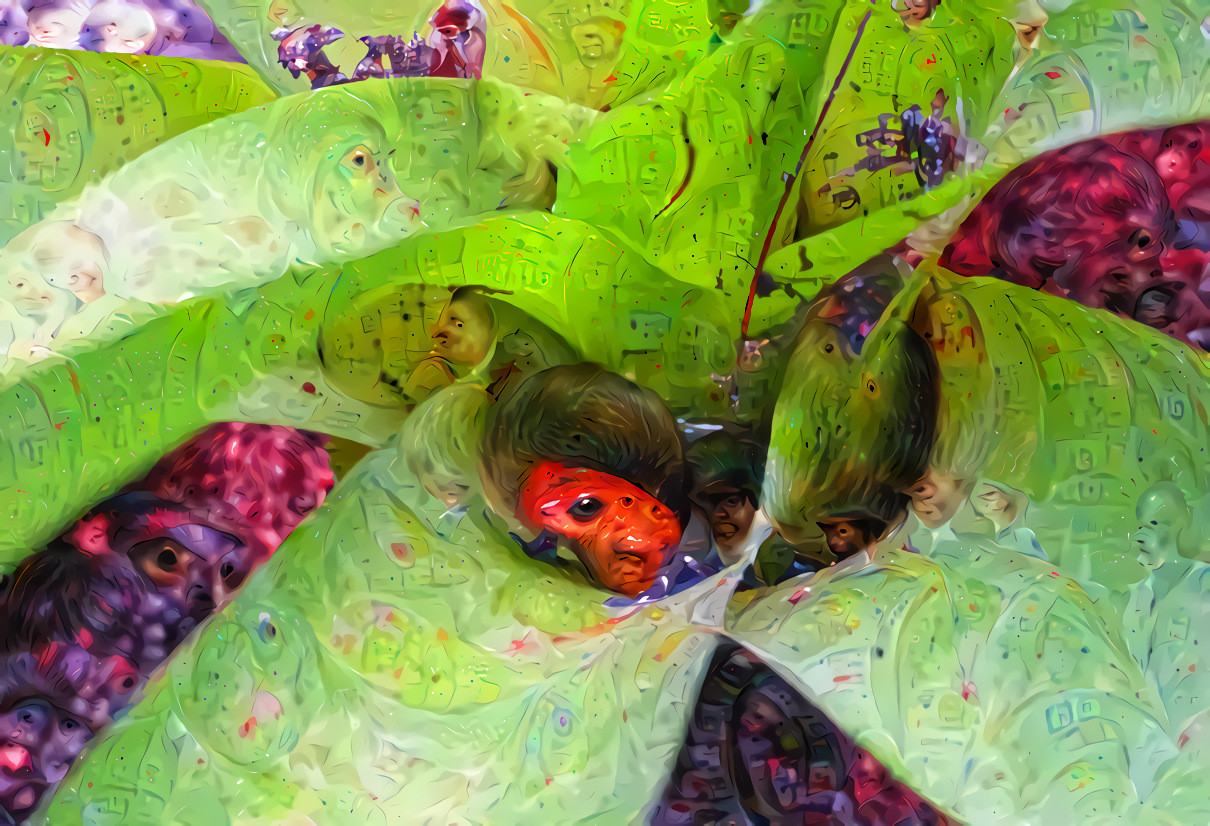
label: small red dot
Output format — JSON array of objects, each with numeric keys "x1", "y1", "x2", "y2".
[{"x1": 302, "y1": 382, "x2": 316, "y2": 394}]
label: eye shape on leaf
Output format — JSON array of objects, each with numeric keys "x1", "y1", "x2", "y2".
[
  {"x1": 257, "y1": 618, "x2": 278, "y2": 642},
  {"x1": 567, "y1": 497, "x2": 604, "y2": 521},
  {"x1": 340, "y1": 145, "x2": 376, "y2": 175}
]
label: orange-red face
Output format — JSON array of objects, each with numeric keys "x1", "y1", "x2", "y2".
[{"x1": 517, "y1": 461, "x2": 682, "y2": 597}]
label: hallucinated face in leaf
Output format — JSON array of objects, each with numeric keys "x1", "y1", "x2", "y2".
[
  {"x1": 306, "y1": 127, "x2": 421, "y2": 259},
  {"x1": 1134, "y1": 483, "x2": 1194, "y2": 570},
  {"x1": 11, "y1": 221, "x2": 107, "y2": 304},
  {"x1": 1, "y1": 263, "x2": 56, "y2": 317},
  {"x1": 171, "y1": 603, "x2": 325, "y2": 767},
  {"x1": 429, "y1": 290, "x2": 496, "y2": 366},
  {"x1": 10, "y1": 7, "x2": 1210, "y2": 824}
]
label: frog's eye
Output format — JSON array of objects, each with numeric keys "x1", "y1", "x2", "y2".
[{"x1": 567, "y1": 497, "x2": 605, "y2": 522}]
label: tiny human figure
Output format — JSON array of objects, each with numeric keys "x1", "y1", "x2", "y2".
[
  {"x1": 390, "y1": 32, "x2": 434, "y2": 76},
  {"x1": 815, "y1": 515, "x2": 882, "y2": 562},
  {"x1": 481, "y1": 364, "x2": 695, "y2": 599},
  {"x1": 906, "y1": 468, "x2": 973, "y2": 533},
  {"x1": 82, "y1": 1, "x2": 156, "y2": 53},
  {"x1": 424, "y1": 0, "x2": 486, "y2": 80},
  {"x1": 354, "y1": 31, "x2": 441, "y2": 79},
  {"x1": 1121, "y1": 482, "x2": 1210, "y2": 736},
  {"x1": 901, "y1": 90, "x2": 960, "y2": 188},
  {"x1": 967, "y1": 479, "x2": 1048, "y2": 560},
  {"x1": 846, "y1": 91, "x2": 959, "y2": 190},
  {"x1": 403, "y1": 288, "x2": 498, "y2": 401},
  {"x1": 895, "y1": 0, "x2": 938, "y2": 26},
  {"x1": 684, "y1": 423, "x2": 766, "y2": 567},
  {"x1": 272, "y1": 24, "x2": 348, "y2": 89},
  {"x1": 23, "y1": 0, "x2": 89, "y2": 49},
  {"x1": 351, "y1": 32, "x2": 451, "y2": 81}
]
